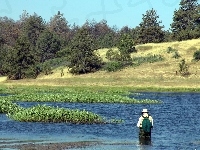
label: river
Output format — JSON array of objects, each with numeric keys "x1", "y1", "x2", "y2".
[{"x1": 0, "y1": 92, "x2": 200, "y2": 149}]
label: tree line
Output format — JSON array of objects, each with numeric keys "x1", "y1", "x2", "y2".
[{"x1": 0, "y1": 0, "x2": 199, "y2": 79}]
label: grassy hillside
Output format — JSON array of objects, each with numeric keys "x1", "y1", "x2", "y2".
[{"x1": 2, "y1": 39, "x2": 200, "y2": 89}]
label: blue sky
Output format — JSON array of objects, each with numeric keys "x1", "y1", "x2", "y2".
[{"x1": 0, "y1": 0, "x2": 181, "y2": 30}]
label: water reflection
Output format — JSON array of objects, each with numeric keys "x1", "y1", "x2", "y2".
[
  {"x1": 139, "y1": 136, "x2": 151, "y2": 145},
  {"x1": 0, "y1": 92, "x2": 200, "y2": 149}
]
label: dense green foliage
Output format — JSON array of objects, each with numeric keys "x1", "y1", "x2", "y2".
[
  {"x1": 68, "y1": 28, "x2": 102, "y2": 74},
  {"x1": 0, "y1": 99, "x2": 105, "y2": 124},
  {"x1": 104, "y1": 61, "x2": 123, "y2": 72},
  {"x1": 0, "y1": 85, "x2": 162, "y2": 124},
  {"x1": 171, "y1": 0, "x2": 200, "y2": 41},
  {"x1": 104, "y1": 34, "x2": 136, "y2": 72},
  {"x1": 0, "y1": 89, "x2": 161, "y2": 104},
  {"x1": 117, "y1": 34, "x2": 136, "y2": 62},
  {"x1": 48, "y1": 11, "x2": 70, "y2": 46},
  {"x1": 193, "y1": 50, "x2": 200, "y2": 61},
  {"x1": 8, "y1": 35, "x2": 39, "y2": 79},
  {"x1": 105, "y1": 49, "x2": 120, "y2": 61},
  {"x1": 8, "y1": 105, "x2": 104, "y2": 124},
  {"x1": 1, "y1": 2, "x2": 200, "y2": 78},
  {"x1": 179, "y1": 59, "x2": 190, "y2": 76},
  {"x1": 0, "y1": 99, "x2": 22, "y2": 114},
  {"x1": 137, "y1": 9, "x2": 165, "y2": 44},
  {"x1": 36, "y1": 29, "x2": 62, "y2": 63}
]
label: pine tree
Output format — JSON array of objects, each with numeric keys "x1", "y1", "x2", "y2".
[
  {"x1": 171, "y1": 0, "x2": 200, "y2": 41},
  {"x1": 48, "y1": 11, "x2": 70, "y2": 47},
  {"x1": 22, "y1": 13, "x2": 45, "y2": 47},
  {"x1": 8, "y1": 35, "x2": 39, "y2": 79},
  {"x1": 36, "y1": 29, "x2": 61, "y2": 63},
  {"x1": 68, "y1": 28, "x2": 102, "y2": 74},
  {"x1": 118, "y1": 33, "x2": 136, "y2": 61},
  {"x1": 137, "y1": 8, "x2": 165, "y2": 44}
]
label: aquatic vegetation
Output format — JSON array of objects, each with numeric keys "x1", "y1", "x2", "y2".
[
  {"x1": 108, "y1": 118, "x2": 124, "y2": 124},
  {"x1": 7, "y1": 92, "x2": 160, "y2": 104},
  {"x1": 1, "y1": 89, "x2": 161, "y2": 104},
  {"x1": 0, "y1": 85, "x2": 162, "y2": 124},
  {"x1": 0, "y1": 99, "x2": 22, "y2": 114},
  {"x1": 8, "y1": 104, "x2": 105, "y2": 124}
]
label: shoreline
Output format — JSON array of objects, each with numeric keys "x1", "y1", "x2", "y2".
[
  {"x1": 0, "y1": 139, "x2": 138, "y2": 150},
  {"x1": 0, "y1": 140, "x2": 102, "y2": 150},
  {"x1": 1, "y1": 81, "x2": 200, "y2": 92}
]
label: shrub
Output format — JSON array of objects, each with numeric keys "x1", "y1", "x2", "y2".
[
  {"x1": 166, "y1": 47, "x2": 177, "y2": 53},
  {"x1": 179, "y1": 59, "x2": 190, "y2": 76},
  {"x1": 104, "y1": 61, "x2": 123, "y2": 72},
  {"x1": 172, "y1": 51, "x2": 181, "y2": 59},
  {"x1": 106, "y1": 49, "x2": 120, "y2": 61},
  {"x1": 193, "y1": 50, "x2": 200, "y2": 61}
]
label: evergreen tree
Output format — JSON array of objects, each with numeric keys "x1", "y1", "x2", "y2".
[
  {"x1": 0, "y1": 45, "x2": 15, "y2": 76},
  {"x1": 20, "y1": 13, "x2": 46, "y2": 66},
  {"x1": 22, "y1": 13, "x2": 45, "y2": 47},
  {"x1": 118, "y1": 33, "x2": 136, "y2": 61},
  {"x1": 68, "y1": 28, "x2": 102, "y2": 74},
  {"x1": 36, "y1": 29, "x2": 61, "y2": 63},
  {"x1": 171, "y1": 0, "x2": 200, "y2": 41},
  {"x1": 48, "y1": 11, "x2": 70, "y2": 47},
  {"x1": 82, "y1": 19, "x2": 117, "y2": 49},
  {"x1": 137, "y1": 9, "x2": 165, "y2": 44},
  {"x1": 0, "y1": 17, "x2": 20, "y2": 47},
  {"x1": 8, "y1": 35, "x2": 39, "y2": 79}
]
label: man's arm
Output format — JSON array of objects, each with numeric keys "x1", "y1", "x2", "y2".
[
  {"x1": 149, "y1": 116, "x2": 153, "y2": 128},
  {"x1": 137, "y1": 116, "x2": 142, "y2": 127}
]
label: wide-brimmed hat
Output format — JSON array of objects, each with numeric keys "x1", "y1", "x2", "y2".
[{"x1": 142, "y1": 109, "x2": 148, "y2": 113}]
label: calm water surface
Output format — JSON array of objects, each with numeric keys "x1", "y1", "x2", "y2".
[{"x1": 0, "y1": 92, "x2": 200, "y2": 150}]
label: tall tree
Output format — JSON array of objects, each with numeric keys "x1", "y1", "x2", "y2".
[
  {"x1": 68, "y1": 27, "x2": 102, "y2": 74},
  {"x1": 93, "y1": 20, "x2": 117, "y2": 49},
  {"x1": 20, "y1": 12, "x2": 46, "y2": 65},
  {"x1": 22, "y1": 13, "x2": 45, "y2": 47},
  {"x1": 117, "y1": 33, "x2": 136, "y2": 61},
  {"x1": 48, "y1": 11, "x2": 70, "y2": 46},
  {"x1": 36, "y1": 29, "x2": 61, "y2": 63},
  {"x1": 137, "y1": 9, "x2": 165, "y2": 44},
  {"x1": 81, "y1": 19, "x2": 117, "y2": 49},
  {"x1": 0, "y1": 17, "x2": 20, "y2": 46},
  {"x1": 0, "y1": 45, "x2": 15, "y2": 76},
  {"x1": 8, "y1": 35, "x2": 39, "y2": 79},
  {"x1": 171, "y1": 0, "x2": 200, "y2": 41}
]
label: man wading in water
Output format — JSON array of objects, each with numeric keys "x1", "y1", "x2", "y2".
[{"x1": 137, "y1": 109, "x2": 153, "y2": 145}]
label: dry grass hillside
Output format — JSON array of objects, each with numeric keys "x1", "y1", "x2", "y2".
[{"x1": 2, "y1": 39, "x2": 200, "y2": 88}]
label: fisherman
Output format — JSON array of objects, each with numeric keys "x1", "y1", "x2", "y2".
[{"x1": 137, "y1": 109, "x2": 153, "y2": 144}]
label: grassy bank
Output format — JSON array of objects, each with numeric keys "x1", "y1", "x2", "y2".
[
  {"x1": 1, "y1": 39, "x2": 200, "y2": 91},
  {"x1": 1, "y1": 79, "x2": 200, "y2": 92}
]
